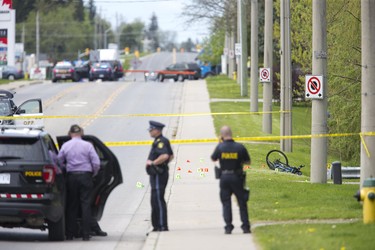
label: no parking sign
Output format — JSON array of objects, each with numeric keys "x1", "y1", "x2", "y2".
[
  {"x1": 259, "y1": 68, "x2": 271, "y2": 82},
  {"x1": 305, "y1": 75, "x2": 323, "y2": 99}
]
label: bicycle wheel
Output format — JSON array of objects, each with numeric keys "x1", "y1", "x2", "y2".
[{"x1": 266, "y1": 150, "x2": 289, "y2": 170}]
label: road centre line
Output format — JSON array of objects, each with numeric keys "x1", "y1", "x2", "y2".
[{"x1": 80, "y1": 84, "x2": 130, "y2": 129}]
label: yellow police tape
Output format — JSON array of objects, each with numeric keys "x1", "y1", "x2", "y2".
[
  {"x1": 104, "y1": 132, "x2": 375, "y2": 147},
  {"x1": 0, "y1": 110, "x2": 286, "y2": 120}
]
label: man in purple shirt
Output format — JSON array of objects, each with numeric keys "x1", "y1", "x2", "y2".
[{"x1": 57, "y1": 124, "x2": 100, "y2": 241}]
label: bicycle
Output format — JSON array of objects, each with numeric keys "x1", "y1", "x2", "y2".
[{"x1": 266, "y1": 149, "x2": 304, "y2": 175}]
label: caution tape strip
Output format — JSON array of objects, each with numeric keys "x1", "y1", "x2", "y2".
[
  {"x1": 0, "y1": 111, "x2": 289, "y2": 120},
  {"x1": 103, "y1": 132, "x2": 375, "y2": 147}
]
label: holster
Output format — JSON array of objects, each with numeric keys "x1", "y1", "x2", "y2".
[{"x1": 214, "y1": 166, "x2": 222, "y2": 179}]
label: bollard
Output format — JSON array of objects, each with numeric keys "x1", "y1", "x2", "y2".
[{"x1": 331, "y1": 161, "x2": 342, "y2": 184}]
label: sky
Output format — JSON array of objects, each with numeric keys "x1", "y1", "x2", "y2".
[{"x1": 88, "y1": 0, "x2": 210, "y2": 43}]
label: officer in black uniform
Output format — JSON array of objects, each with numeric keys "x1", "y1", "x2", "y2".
[
  {"x1": 211, "y1": 125, "x2": 251, "y2": 234},
  {"x1": 146, "y1": 120, "x2": 173, "y2": 232}
]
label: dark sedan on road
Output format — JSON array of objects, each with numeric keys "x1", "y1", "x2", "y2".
[{"x1": 89, "y1": 62, "x2": 115, "y2": 81}]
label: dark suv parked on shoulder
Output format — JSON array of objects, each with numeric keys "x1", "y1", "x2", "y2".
[
  {"x1": 157, "y1": 62, "x2": 201, "y2": 82},
  {"x1": 0, "y1": 126, "x2": 123, "y2": 241}
]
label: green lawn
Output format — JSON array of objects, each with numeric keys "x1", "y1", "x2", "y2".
[{"x1": 205, "y1": 75, "x2": 372, "y2": 250}]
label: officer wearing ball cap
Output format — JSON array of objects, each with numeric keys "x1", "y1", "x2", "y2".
[
  {"x1": 57, "y1": 124, "x2": 100, "y2": 241},
  {"x1": 146, "y1": 120, "x2": 173, "y2": 232}
]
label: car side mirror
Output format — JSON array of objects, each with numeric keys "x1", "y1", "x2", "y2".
[{"x1": 16, "y1": 109, "x2": 26, "y2": 114}]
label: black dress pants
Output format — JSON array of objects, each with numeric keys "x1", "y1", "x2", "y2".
[
  {"x1": 150, "y1": 170, "x2": 169, "y2": 230},
  {"x1": 66, "y1": 173, "x2": 93, "y2": 238}
]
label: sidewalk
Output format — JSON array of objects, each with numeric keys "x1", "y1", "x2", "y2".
[
  {"x1": 0, "y1": 80, "x2": 43, "y2": 91},
  {"x1": 142, "y1": 80, "x2": 258, "y2": 250}
]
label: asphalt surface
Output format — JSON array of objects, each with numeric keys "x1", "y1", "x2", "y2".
[{"x1": 1, "y1": 79, "x2": 258, "y2": 250}]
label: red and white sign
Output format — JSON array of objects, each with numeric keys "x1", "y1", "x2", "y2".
[
  {"x1": 259, "y1": 68, "x2": 271, "y2": 82},
  {"x1": 305, "y1": 75, "x2": 323, "y2": 99}
]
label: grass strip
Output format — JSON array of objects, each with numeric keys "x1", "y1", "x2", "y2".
[{"x1": 205, "y1": 75, "x2": 372, "y2": 250}]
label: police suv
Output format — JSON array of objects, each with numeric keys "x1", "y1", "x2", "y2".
[{"x1": 0, "y1": 125, "x2": 123, "y2": 241}]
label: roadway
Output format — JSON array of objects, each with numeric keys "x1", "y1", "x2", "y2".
[{"x1": 0, "y1": 52, "x2": 198, "y2": 249}]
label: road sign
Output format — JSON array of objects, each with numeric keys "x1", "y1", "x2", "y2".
[
  {"x1": 223, "y1": 48, "x2": 228, "y2": 56},
  {"x1": 235, "y1": 43, "x2": 241, "y2": 56},
  {"x1": 305, "y1": 75, "x2": 323, "y2": 99},
  {"x1": 229, "y1": 49, "x2": 234, "y2": 59},
  {"x1": 259, "y1": 68, "x2": 271, "y2": 82}
]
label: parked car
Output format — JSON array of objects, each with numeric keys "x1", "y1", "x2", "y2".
[
  {"x1": 101, "y1": 60, "x2": 124, "y2": 80},
  {"x1": 89, "y1": 62, "x2": 115, "y2": 81},
  {"x1": 75, "y1": 60, "x2": 123, "y2": 81},
  {"x1": 0, "y1": 125, "x2": 123, "y2": 241},
  {"x1": 0, "y1": 89, "x2": 43, "y2": 126},
  {"x1": 74, "y1": 61, "x2": 91, "y2": 81},
  {"x1": 156, "y1": 62, "x2": 201, "y2": 82},
  {"x1": 0, "y1": 65, "x2": 24, "y2": 80},
  {"x1": 52, "y1": 61, "x2": 78, "y2": 83}
]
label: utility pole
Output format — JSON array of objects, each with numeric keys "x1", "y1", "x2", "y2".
[
  {"x1": 310, "y1": 0, "x2": 328, "y2": 183},
  {"x1": 94, "y1": 15, "x2": 97, "y2": 50},
  {"x1": 36, "y1": 10, "x2": 40, "y2": 68},
  {"x1": 238, "y1": 0, "x2": 248, "y2": 96},
  {"x1": 280, "y1": 0, "x2": 292, "y2": 152},
  {"x1": 262, "y1": 0, "x2": 273, "y2": 134},
  {"x1": 360, "y1": 0, "x2": 375, "y2": 185},
  {"x1": 250, "y1": 0, "x2": 258, "y2": 112}
]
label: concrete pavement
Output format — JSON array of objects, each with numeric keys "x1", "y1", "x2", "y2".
[
  {"x1": 0, "y1": 79, "x2": 44, "y2": 91},
  {"x1": 142, "y1": 80, "x2": 258, "y2": 250},
  {"x1": 2, "y1": 79, "x2": 259, "y2": 250}
]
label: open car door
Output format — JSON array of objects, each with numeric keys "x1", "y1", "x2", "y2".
[
  {"x1": 56, "y1": 135, "x2": 123, "y2": 221},
  {"x1": 14, "y1": 98, "x2": 44, "y2": 127}
]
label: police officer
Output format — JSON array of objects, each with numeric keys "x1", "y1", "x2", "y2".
[
  {"x1": 146, "y1": 120, "x2": 173, "y2": 232},
  {"x1": 57, "y1": 124, "x2": 100, "y2": 241},
  {"x1": 211, "y1": 125, "x2": 251, "y2": 234}
]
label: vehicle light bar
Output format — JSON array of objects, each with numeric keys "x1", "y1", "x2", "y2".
[{"x1": 0, "y1": 193, "x2": 44, "y2": 199}]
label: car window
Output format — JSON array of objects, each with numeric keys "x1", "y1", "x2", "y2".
[
  {"x1": 0, "y1": 100, "x2": 11, "y2": 115},
  {"x1": 0, "y1": 137, "x2": 44, "y2": 161},
  {"x1": 43, "y1": 135, "x2": 58, "y2": 164},
  {"x1": 18, "y1": 100, "x2": 41, "y2": 114}
]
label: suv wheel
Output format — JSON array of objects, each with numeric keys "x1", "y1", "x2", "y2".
[
  {"x1": 48, "y1": 215, "x2": 65, "y2": 241},
  {"x1": 177, "y1": 75, "x2": 184, "y2": 82},
  {"x1": 8, "y1": 75, "x2": 15, "y2": 80}
]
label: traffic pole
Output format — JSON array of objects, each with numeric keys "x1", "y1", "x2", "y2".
[
  {"x1": 280, "y1": 0, "x2": 292, "y2": 152},
  {"x1": 238, "y1": 0, "x2": 248, "y2": 97},
  {"x1": 262, "y1": 0, "x2": 273, "y2": 134},
  {"x1": 360, "y1": 0, "x2": 375, "y2": 186},
  {"x1": 250, "y1": 0, "x2": 259, "y2": 112},
  {"x1": 310, "y1": 0, "x2": 328, "y2": 183}
]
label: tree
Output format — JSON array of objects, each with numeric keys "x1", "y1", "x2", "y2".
[
  {"x1": 180, "y1": 38, "x2": 195, "y2": 52},
  {"x1": 88, "y1": 0, "x2": 96, "y2": 24},
  {"x1": 120, "y1": 20, "x2": 145, "y2": 52},
  {"x1": 148, "y1": 13, "x2": 159, "y2": 51},
  {"x1": 13, "y1": 0, "x2": 36, "y2": 23},
  {"x1": 74, "y1": 0, "x2": 85, "y2": 22},
  {"x1": 326, "y1": 0, "x2": 361, "y2": 163}
]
